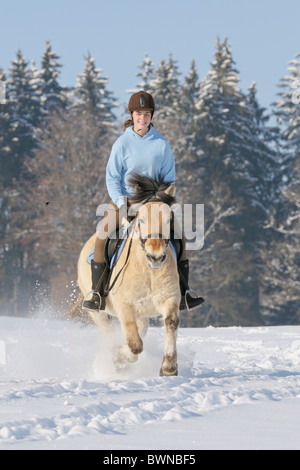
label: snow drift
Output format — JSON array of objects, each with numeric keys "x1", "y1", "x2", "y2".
[{"x1": 1, "y1": 312, "x2": 300, "y2": 450}]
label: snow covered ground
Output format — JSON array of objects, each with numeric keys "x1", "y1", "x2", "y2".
[{"x1": 1, "y1": 311, "x2": 300, "y2": 450}]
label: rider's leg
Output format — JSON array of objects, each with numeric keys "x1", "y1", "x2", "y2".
[
  {"x1": 177, "y1": 233, "x2": 204, "y2": 311},
  {"x1": 83, "y1": 201, "x2": 119, "y2": 311},
  {"x1": 94, "y1": 200, "x2": 120, "y2": 262}
]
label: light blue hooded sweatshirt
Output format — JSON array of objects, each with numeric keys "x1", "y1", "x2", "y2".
[{"x1": 106, "y1": 126, "x2": 176, "y2": 208}]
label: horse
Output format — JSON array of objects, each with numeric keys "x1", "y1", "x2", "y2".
[{"x1": 75, "y1": 173, "x2": 181, "y2": 376}]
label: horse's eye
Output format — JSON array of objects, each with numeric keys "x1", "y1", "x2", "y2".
[{"x1": 139, "y1": 218, "x2": 145, "y2": 225}]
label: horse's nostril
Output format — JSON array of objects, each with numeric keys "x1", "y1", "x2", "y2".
[{"x1": 146, "y1": 253, "x2": 167, "y2": 263}]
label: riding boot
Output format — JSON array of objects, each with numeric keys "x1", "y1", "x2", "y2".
[
  {"x1": 177, "y1": 259, "x2": 204, "y2": 311},
  {"x1": 82, "y1": 260, "x2": 107, "y2": 311}
]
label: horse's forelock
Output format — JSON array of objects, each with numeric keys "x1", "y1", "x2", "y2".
[{"x1": 128, "y1": 172, "x2": 175, "y2": 207}]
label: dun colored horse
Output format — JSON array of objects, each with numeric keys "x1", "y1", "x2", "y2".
[{"x1": 75, "y1": 173, "x2": 181, "y2": 376}]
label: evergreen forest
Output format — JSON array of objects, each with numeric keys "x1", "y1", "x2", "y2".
[{"x1": 1, "y1": 38, "x2": 300, "y2": 327}]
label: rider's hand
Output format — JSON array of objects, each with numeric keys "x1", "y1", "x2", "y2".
[{"x1": 119, "y1": 204, "x2": 128, "y2": 225}]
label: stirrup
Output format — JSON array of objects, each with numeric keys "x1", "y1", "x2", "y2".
[
  {"x1": 82, "y1": 290, "x2": 101, "y2": 311},
  {"x1": 184, "y1": 288, "x2": 204, "y2": 312},
  {"x1": 185, "y1": 288, "x2": 196, "y2": 311}
]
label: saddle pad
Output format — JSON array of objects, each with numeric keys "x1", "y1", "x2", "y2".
[
  {"x1": 86, "y1": 241, "x2": 127, "y2": 269},
  {"x1": 87, "y1": 225, "x2": 131, "y2": 269}
]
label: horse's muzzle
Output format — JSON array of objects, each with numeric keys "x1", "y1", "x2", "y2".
[{"x1": 146, "y1": 253, "x2": 167, "y2": 269}]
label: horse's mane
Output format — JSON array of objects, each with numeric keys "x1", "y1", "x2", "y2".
[{"x1": 127, "y1": 172, "x2": 176, "y2": 207}]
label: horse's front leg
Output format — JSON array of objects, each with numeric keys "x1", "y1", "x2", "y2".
[
  {"x1": 119, "y1": 303, "x2": 143, "y2": 356},
  {"x1": 160, "y1": 302, "x2": 179, "y2": 376},
  {"x1": 114, "y1": 305, "x2": 143, "y2": 367}
]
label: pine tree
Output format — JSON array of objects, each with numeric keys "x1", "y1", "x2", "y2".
[
  {"x1": 262, "y1": 53, "x2": 300, "y2": 324},
  {"x1": 180, "y1": 60, "x2": 200, "y2": 126},
  {"x1": 149, "y1": 54, "x2": 181, "y2": 118},
  {"x1": 0, "y1": 69, "x2": 14, "y2": 186},
  {"x1": 72, "y1": 52, "x2": 117, "y2": 131},
  {"x1": 6, "y1": 50, "x2": 42, "y2": 178},
  {"x1": 186, "y1": 38, "x2": 278, "y2": 326},
  {"x1": 179, "y1": 59, "x2": 201, "y2": 157},
  {"x1": 0, "y1": 69, "x2": 12, "y2": 295},
  {"x1": 136, "y1": 52, "x2": 155, "y2": 90},
  {"x1": 245, "y1": 82, "x2": 281, "y2": 214},
  {"x1": 126, "y1": 53, "x2": 155, "y2": 105},
  {"x1": 0, "y1": 51, "x2": 43, "y2": 315},
  {"x1": 40, "y1": 40, "x2": 69, "y2": 116}
]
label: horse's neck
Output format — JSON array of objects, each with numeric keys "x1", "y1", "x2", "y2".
[
  {"x1": 125, "y1": 236, "x2": 150, "y2": 273},
  {"x1": 130, "y1": 238, "x2": 146, "y2": 264}
]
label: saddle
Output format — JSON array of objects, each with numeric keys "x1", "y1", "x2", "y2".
[{"x1": 105, "y1": 228, "x2": 129, "y2": 268}]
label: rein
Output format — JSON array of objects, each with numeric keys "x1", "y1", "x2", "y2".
[{"x1": 101, "y1": 221, "x2": 136, "y2": 297}]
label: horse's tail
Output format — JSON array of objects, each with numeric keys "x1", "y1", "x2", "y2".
[{"x1": 68, "y1": 292, "x2": 84, "y2": 318}]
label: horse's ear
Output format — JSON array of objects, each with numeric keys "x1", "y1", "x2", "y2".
[{"x1": 165, "y1": 184, "x2": 176, "y2": 197}]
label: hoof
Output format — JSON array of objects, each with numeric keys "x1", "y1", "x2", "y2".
[
  {"x1": 114, "y1": 345, "x2": 138, "y2": 365},
  {"x1": 159, "y1": 366, "x2": 178, "y2": 377},
  {"x1": 128, "y1": 339, "x2": 143, "y2": 355}
]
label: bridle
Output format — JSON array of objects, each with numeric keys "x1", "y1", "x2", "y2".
[
  {"x1": 138, "y1": 230, "x2": 170, "y2": 251},
  {"x1": 134, "y1": 197, "x2": 173, "y2": 252}
]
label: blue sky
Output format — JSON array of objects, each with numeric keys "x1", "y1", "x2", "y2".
[{"x1": 1, "y1": 0, "x2": 300, "y2": 117}]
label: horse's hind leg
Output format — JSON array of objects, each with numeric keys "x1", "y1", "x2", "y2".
[
  {"x1": 88, "y1": 311, "x2": 113, "y2": 335},
  {"x1": 160, "y1": 302, "x2": 179, "y2": 376}
]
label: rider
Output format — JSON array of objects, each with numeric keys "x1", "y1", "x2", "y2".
[{"x1": 83, "y1": 90, "x2": 204, "y2": 311}]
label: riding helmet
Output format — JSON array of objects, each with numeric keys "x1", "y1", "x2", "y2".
[{"x1": 128, "y1": 91, "x2": 155, "y2": 117}]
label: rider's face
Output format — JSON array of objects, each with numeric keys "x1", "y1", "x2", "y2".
[{"x1": 132, "y1": 109, "x2": 152, "y2": 135}]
